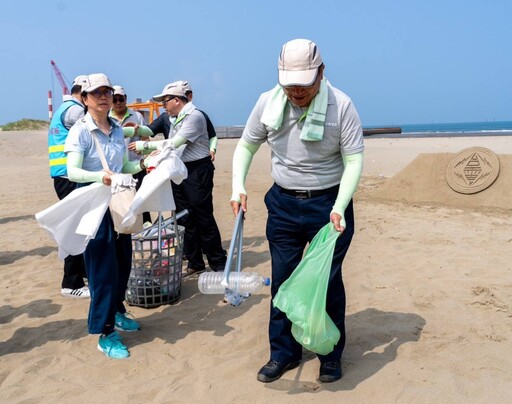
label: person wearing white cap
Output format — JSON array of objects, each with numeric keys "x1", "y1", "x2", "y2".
[
  {"x1": 230, "y1": 39, "x2": 364, "y2": 383},
  {"x1": 135, "y1": 80, "x2": 218, "y2": 161},
  {"x1": 109, "y1": 85, "x2": 151, "y2": 223},
  {"x1": 48, "y1": 74, "x2": 90, "y2": 299},
  {"x1": 127, "y1": 80, "x2": 227, "y2": 275},
  {"x1": 65, "y1": 73, "x2": 147, "y2": 359}
]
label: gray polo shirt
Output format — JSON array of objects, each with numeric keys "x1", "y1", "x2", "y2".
[
  {"x1": 63, "y1": 99, "x2": 85, "y2": 130},
  {"x1": 170, "y1": 109, "x2": 210, "y2": 163},
  {"x1": 242, "y1": 83, "x2": 364, "y2": 190}
]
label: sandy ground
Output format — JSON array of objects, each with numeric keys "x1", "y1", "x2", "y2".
[{"x1": 1, "y1": 132, "x2": 512, "y2": 403}]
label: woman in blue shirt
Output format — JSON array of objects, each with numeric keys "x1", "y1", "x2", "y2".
[{"x1": 65, "y1": 73, "x2": 147, "y2": 359}]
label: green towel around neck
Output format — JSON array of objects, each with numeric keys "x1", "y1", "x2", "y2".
[{"x1": 260, "y1": 79, "x2": 328, "y2": 141}]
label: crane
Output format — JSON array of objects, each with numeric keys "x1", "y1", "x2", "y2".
[{"x1": 50, "y1": 60, "x2": 69, "y2": 96}]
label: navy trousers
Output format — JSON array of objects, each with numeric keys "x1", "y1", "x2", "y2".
[
  {"x1": 264, "y1": 183, "x2": 354, "y2": 364},
  {"x1": 84, "y1": 210, "x2": 132, "y2": 334}
]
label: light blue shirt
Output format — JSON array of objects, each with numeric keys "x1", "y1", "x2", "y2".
[{"x1": 65, "y1": 113, "x2": 125, "y2": 173}]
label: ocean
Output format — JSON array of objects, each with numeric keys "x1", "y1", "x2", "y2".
[
  {"x1": 365, "y1": 121, "x2": 512, "y2": 138},
  {"x1": 216, "y1": 121, "x2": 512, "y2": 139}
]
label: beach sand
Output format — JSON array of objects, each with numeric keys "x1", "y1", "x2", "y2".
[{"x1": 1, "y1": 132, "x2": 512, "y2": 403}]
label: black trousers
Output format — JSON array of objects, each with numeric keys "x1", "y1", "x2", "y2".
[
  {"x1": 53, "y1": 177, "x2": 87, "y2": 289},
  {"x1": 172, "y1": 158, "x2": 226, "y2": 271}
]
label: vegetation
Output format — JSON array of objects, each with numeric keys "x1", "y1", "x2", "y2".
[{"x1": 0, "y1": 118, "x2": 49, "y2": 131}]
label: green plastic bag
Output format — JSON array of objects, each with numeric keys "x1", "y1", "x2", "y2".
[{"x1": 273, "y1": 223, "x2": 341, "y2": 355}]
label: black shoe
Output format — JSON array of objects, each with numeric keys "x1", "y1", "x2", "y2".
[
  {"x1": 319, "y1": 360, "x2": 342, "y2": 383},
  {"x1": 257, "y1": 360, "x2": 300, "y2": 383}
]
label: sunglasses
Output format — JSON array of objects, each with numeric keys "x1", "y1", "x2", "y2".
[
  {"x1": 113, "y1": 96, "x2": 126, "y2": 103},
  {"x1": 162, "y1": 96, "x2": 176, "y2": 106},
  {"x1": 90, "y1": 88, "x2": 113, "y2": 98}
]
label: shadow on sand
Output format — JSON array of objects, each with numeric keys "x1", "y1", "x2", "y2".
[{"x1": 265, "y1": 307, "x2": 425, "y2": 394}]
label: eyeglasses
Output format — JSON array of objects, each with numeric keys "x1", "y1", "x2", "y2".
[
  {"x1": 89, "y1": 88, "x2": 113, "y2": 98},
  {"x1": 113, "y1": 96, "x2": 126, "y2": 103},
  {"x1": 162, "y1": 97, "x2": 176, "y2": 106}
]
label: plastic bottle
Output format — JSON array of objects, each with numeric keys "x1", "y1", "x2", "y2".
[{"x1": 198, "y1": 272, "x2": 270, "y2": 295}]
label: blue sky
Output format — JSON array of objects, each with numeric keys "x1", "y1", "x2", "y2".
[{"x1": 1, "y1": 0, "x2": 511, "y2": 126}]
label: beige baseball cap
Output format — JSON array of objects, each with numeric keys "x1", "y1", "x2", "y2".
[
  {"x1": 113, "y1": 85, "x2": 126, "y2": 96},
  {"x1": 153, "y1": 81, "x2": 189, "y2": 101},
  {"x1": 278, "y1": 39, "x2": 323, "y2": 87},
  {"x1": 72, "y1": 75, "x2": 88, "y2": 87},
  {"x1": 81, "y1": 73, "x2": 114, "y2": 93}
]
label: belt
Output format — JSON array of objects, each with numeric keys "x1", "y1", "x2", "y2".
[{"x1": 276, "y1": 184, "x2": 339, "y2": 199}]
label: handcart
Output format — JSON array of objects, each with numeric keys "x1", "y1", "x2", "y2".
[{"x1": 126, "y1": 210, "x2": 187, "y2": 308}]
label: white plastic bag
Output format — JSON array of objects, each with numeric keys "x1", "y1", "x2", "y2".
[
  {"x1": 122, "y1": 148, "x2": 187, "y2": 228},
  {"x1": 35, "y1": 183, "x2": 111, "y2": 259}
]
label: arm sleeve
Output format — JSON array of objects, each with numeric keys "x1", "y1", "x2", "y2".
[
  {"x1": 67, "y1": 151, "x2": 105, "y2": 183},
  {"x1": 122, "y1": 154, "x2": 143, "y2": 174},
  {"x1": 209, "y1": 136, "x2": 218, "y2": 152},
  {"x1": 231, "y1": 139, "x2": 261, "y2": 202},
  {"x1": 123, "y1": 125, "x2": 154, "y2": 138},
  {"x1": 331, "y1": 151, "x2": 364, "y2": 226},
  {"x1": 134, "y1": 134, "x2": 188, "y2": 153}
]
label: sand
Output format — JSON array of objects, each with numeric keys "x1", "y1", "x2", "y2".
[{"x1": 1, "y1": 132, "x2": 512, "y2": 403}]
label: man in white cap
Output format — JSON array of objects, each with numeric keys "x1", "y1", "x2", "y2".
[
  {"x1": 230, "y1": 38, "x2": 364, "y2": 383},
  {"x1": 128, "y1": 81, "x2": 227, "y2": 275},
  {"x1": 109, "y1": 85, "x2": 151, "y2": 223},
  {"x1": 48, "y1": 74, "x2": 89, "y2": 299},
  {"x1": 145, "y1": 80, "x2": 218, "y2": 161}
]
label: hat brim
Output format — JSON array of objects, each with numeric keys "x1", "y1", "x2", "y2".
[
  {"x1": 153, "y1": 93, "x2": 166, "y2": 102},
  {"x1": 84, "y1": 84, "x2": 115, "y2": 93},
  {"x1": 278, "y1": 68, "x2": 318, "y2": 87}
]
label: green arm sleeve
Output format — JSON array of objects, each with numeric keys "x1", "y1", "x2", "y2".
[
  {"x1": 122, "y1": 154, "x2": 143, "y2": 174},
  {"x1": 66, "y1": 151, "x2": 105, "y2": 183},
  {"x1": 331, "y1": 151, "x2": 364, "y2": 226},
  {"x1": 123, "y1": 125, "x2": 154, "y2": 138},
  {"x1": 209, "y1": 136, "x2": 218, "y2": 152},
  {"x1": 231, "y1": 139, "x2": 261, "y2": 202},
  {"x1": 134, "y1": 135, "x2": 188, "y2": 153}
]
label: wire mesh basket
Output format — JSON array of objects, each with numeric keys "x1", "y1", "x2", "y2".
[{"x1": 126, "y1": 219, "x2": 185, "y2": 308}]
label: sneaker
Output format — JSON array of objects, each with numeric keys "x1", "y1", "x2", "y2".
[
  {"x1": 97, "y1": 331, "x2": 129, "y2": 359},
  {"x1": 115, "y1": 312, "x2": 141, "y2": 332},
  {"x1": 61, "y1": 286, "x2": 90, "y2": 299}
]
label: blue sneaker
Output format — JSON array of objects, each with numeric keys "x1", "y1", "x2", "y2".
[
  {"x1": 97, "y1": 331, "x2": 129, "y2": 359},
  {"x1": 115, "y1": 312, "x2": 141, "y2": 332}
]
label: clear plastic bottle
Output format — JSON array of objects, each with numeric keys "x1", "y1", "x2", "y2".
[{"x1": 198, "y1": 272, "x2": 270, "y2": 295}]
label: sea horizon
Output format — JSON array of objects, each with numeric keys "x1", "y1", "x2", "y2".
[
  {"x1": 365, "y1": 120, "x2": 512, "y2": 135},
  {"x1": 215, "y1": 120, "x2": 512, "y2": 139}
]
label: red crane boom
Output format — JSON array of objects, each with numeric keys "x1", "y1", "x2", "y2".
[{"x1": 50, "y1": 60, "x2": 69, "y2": 95}]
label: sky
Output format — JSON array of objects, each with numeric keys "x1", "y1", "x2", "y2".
[{"x1": 1, "y1": 0, "x2": 511, "y2": 127}]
